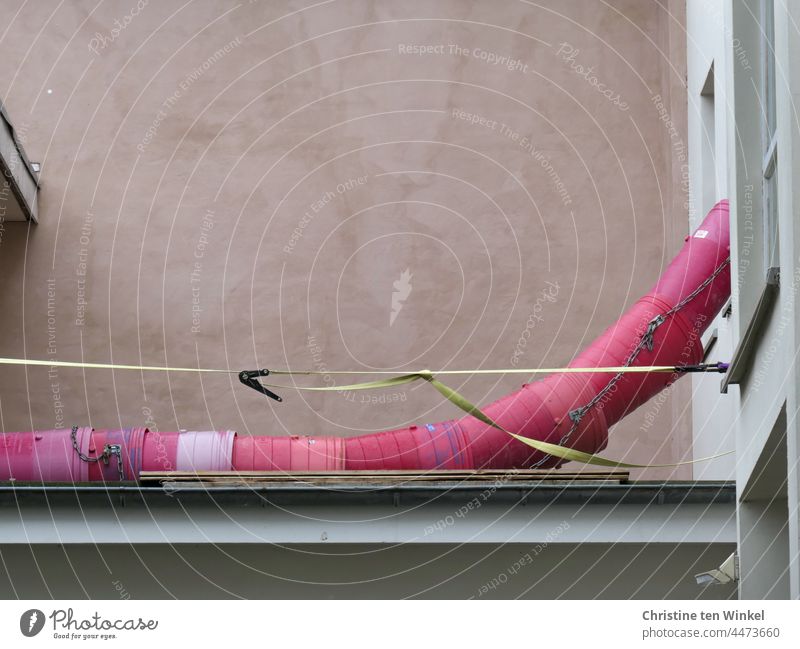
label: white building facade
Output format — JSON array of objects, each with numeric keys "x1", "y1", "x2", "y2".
[{"x1": 687, "y1": 0, "x2": 800, "y2": 599}]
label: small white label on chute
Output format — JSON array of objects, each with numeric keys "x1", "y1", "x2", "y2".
[{"x1": 694, "y1": 229, "x2": 709, "y2": 238}]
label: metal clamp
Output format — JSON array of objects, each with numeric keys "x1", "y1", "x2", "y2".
[
  {"x1": 238, "y1": 369, "x2": 282, "y2": 402},
  {"x1": 568, "y1": 407, "x2": 586, "y2": 425},
  {"x1": 103, "y1": 443, "x2": 122, "y2": 463},
  {"x1": 642, "y1": 315, "x2": 665, "y2": 352}
]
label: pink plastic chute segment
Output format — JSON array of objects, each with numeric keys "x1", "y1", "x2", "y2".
[
  {"x1": 232, "y1": 435, "x2": 345, "y2": 471},
  {"x1": 0, "y1": 427, "x2": 93, "y2": 482},
  {"x1": 175, "y1": 430, "x2": 235, "y2": 471}
]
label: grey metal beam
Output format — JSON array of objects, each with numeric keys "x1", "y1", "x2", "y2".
[{"x1": 0, "y1": 99, "x2": 39, "y2": 222}]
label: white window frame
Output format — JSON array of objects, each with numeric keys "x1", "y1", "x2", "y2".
[{"x1": 760, "y1": 0, "x2": 779, "y2": 274}]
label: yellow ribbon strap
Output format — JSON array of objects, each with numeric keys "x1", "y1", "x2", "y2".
[
  {"x1": 1, "y1": 357, "x2": 684, "y2": 376},
  {"x1": 270, "y1": 366, "x2": 680, "y2": 376},
  {"x1": 0, "y1": 357, "x2": 233, "y2": 374},
  {"x1": 261, "y1": 373, "x2": 428, "y2": 392}
]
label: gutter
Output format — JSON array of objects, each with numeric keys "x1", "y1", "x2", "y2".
[{"x1": 0, "y1": 480, "x2": 736, "y2": 507}]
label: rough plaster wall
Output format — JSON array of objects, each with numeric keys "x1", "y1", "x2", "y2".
[{"x1": 0, "y1": 0, "x2": 691, "y2": 477}]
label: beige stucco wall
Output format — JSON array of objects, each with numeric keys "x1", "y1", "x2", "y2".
[{"x1": 0, "y1": 0, "x2": 692, "y2": 478}]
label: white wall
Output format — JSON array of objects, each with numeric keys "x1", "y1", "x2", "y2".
[
  {"x1": 774, "y1": 0, "x2": 800, "y2": 600},
  {"x1": 0, "y1": 543, "x2": 737, "y2": 599},
  {"x1": 686, "y1": 0, "x2": 736, "y2": 481},
  {"x1": 688, "y1": 0, "x2": 800, "y2": 598}
]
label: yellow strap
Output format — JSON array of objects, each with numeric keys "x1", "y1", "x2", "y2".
[
  {"x1": 0, "y1": 357, "x2": 234, "y2": 374},
  {"x1": 271, "y1": 366, "x2": 680, "y2": 375},
  {"x1": 0, "y1": 357, "x2": 731, "y2": 468},
  {"x1": 0, "y1": 357, "x2": 678, "y2": 376},
  {"x1": 266, "y1": 373, "x2": 429, "y2": 391}
]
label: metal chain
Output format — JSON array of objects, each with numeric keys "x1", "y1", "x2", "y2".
[
  {"x1": 531, "y1": 256, "x2": 730, "y2": 467},
  {"x1": 662, "y1": 257, "x2": 732, "y2": 318},
  {"x1": 70, "y1": 425, "x2": 125, "y2": 481}
]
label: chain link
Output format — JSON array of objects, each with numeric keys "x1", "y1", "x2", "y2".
[
  {"x1": 531, "y1": 257, "x2": 730, "y2": 468},
  {"x1": 70, "y1": 425, "x2": 125, "y2": 481}
]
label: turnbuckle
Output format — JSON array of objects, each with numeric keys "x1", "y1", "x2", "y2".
[{"x1": 673, "y1": 362, "x2": 729, "y2": 373}]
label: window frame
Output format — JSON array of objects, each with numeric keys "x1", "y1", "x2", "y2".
[{"x1": 760, "y1": 0, "x2": 779, "y2": 274}]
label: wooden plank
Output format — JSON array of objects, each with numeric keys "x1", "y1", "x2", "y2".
[
  {"x1": 152, "y1": 475, "x2": 623, "y2": 482},
  {"x1": 159, "y1": 478, "x2": 626, "y2": 489},
  {"x1": 141, "y1": 469, "x2": 628, "y2": 478},
  {"x1": 140, "y1": 472, "x2": 627, "y2": 478}
]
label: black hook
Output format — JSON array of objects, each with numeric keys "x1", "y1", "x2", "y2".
[{"x1": 239, "y1": 369, "x2": 283, "y2": 401}]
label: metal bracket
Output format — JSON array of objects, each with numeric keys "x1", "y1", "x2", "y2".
[
  {"x1": 239, "y1": 369, "x2": 282, "y2": 402},
  {"x1": 766, "y1": 266, "x2": 780, "y2": 287}
]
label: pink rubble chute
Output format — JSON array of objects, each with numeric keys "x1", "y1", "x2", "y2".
[{"x1": 0, "y1": 201, "x2": 730, "y2": 481}]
